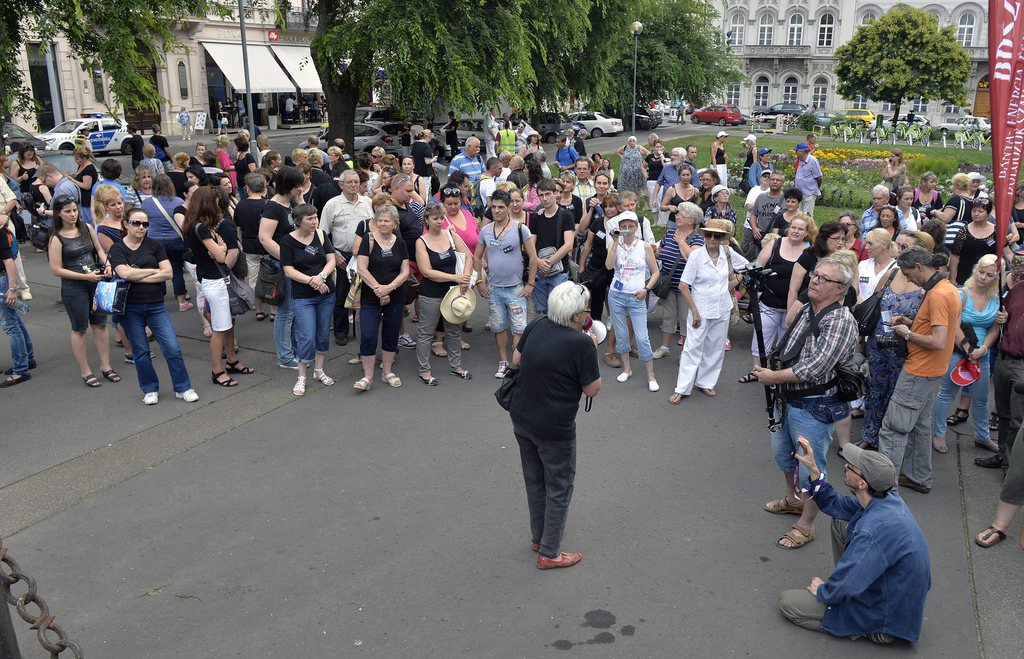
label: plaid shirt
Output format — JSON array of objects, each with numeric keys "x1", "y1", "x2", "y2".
[{"x1": 783, "y1": 303, "x2": 858, "y2": 397}]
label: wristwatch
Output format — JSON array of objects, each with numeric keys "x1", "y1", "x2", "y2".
[{"x1": 318, "y1": 273, "x2": 328, "y2": 282}]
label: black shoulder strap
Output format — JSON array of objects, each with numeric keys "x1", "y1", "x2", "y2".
[{"x1": 808, "y1": 302, "x2": 843, "y2": 338}]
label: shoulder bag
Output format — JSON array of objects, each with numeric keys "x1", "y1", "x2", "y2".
[
  {"x1": 214, "y1": 259, "x2": 255, "y2": 316},
  {"x1": 345, "y1": 230, "x2": 373, "y2": 310},
  {"x1": 852, "y1": 266, "x2": 898, "y2": 337},
  {"x1": 651, "y1": 250, "x2": 681, "y2": 299},
  {"x1": 153, "y1": 198, "x2": 194, "y2": 263},
  {"x1": 495, "y1": 317, "x2": 541, "y2": 411},
  {"x1": 255, "y1": 257, "x2": 284, "y2": 305},
  {"x1": 725, "y1": 246, "x2": 741, "y2": 326},
  {"x1": 447, "y1": 228, "x2": 479, "y2": 286}
]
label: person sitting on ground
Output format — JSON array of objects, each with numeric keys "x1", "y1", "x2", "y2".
[{"x1": 779, "y1": 439, "x2": 931, "y2": 645}]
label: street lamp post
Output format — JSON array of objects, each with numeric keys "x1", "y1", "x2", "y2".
[
  {"x1": 238, "y1": 0, "x2": 258, "y2": 142},
  {"x1": 631, "y1": 21, "x2": 643, "y2": 135}
]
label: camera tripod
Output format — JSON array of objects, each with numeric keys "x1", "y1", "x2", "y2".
[{"x1": 742, "y1": 266, "x2": 784, "y2": 431}]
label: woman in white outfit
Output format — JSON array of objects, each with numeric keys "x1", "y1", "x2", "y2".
[{"x1": 670, "y1": 218, "x2": 748, "y2": 404}]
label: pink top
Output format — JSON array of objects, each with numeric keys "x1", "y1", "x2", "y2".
[
  {"x1": 216, "y1": 149, "x2": 236, "y2": 188},
  {"x1": 443, "y1": 211, "x2": 479, "y2": 254}
]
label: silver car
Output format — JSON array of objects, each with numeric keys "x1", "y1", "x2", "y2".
[
  {"x1": 301, "y1": 122, "x2": 402, "y2": 155},
  {"x1": 568, "y1": 111, "x2": 623, "y2": 139}
]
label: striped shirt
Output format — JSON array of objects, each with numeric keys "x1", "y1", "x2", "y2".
[
  {"x1": 782, "y1": 303, "x2": 858, "y2": 397},
  {"x1": 659, "y1": 227, "x2": 704, "y2": 287}
]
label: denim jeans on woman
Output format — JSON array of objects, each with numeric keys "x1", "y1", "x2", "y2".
[
  {"x1": 273, "y1": 265, "x2": 301, "y2": 365},
  {"x1": 934, "y1": 353, "x2": 991, "y2": 443},
  {"x1": 121, "y1": 302, "x2": 192, "y2": 394},
  {"x1": 607, "y1": 289, "x2": 654, "y2": 360},
  {"x1": 360, "y1": 301, "x2": 403, "y2": 357},
  {"x1": 292, "y1": 292, "x2": 335, "y2": 363},
  {"x1": 0, "y1": 273, "x2": 34, "y2": 374},
  {"x1": 154, "y1": 236, "x2": 188, "y2": 297}
]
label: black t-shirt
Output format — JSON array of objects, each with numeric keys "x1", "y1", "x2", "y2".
[
  {"x1": 943, "y1": 194, "x2": 970, "y2": 225},
  {"x1": 0, "y1": 225, "x2": 14, "y2": 262},
  {"x1": 585, "y1": 206, "x2": 609, "y2": 270},
  {"x1": 187, "y1": 223, "x2": 221, "y2": 281},
  {"x1": 762, "y1": 240, "x2": 799, "y2": 309},
  {"x1": 279, "y1": 231, "x2": 335, "y2": 299},
  {"x1": 75, "y1": 164, "x2": 97, "y2": 208},
  {"x1": 167, "y1": 171, "x2": 188, "y2": 198},
  {"x1": 645, "y1": 153, "x2": 664, "y2": 182},
  {"x1": 357, "y1": 232, "x2": 408, "y2": 306},
  {"x1": 310, "y1": 167, "x2": 332, "y2": 188},
  {"x1": 418, "y1": 234, "x2": 458, "y2": 298},
  {"x1": 312, "y1": 181, "x2": 341, "y2": 216},
  {"x1": 559, "y1": 195, "x2": 584, "y2": 225},
  {"x1": 411, "y1": 141, "x2": 434, "y2": 177},
  {"x1": 912, "y1": 189, "x2": 944, "y2": 218},
  {"x1": 510, "y1": 317, "x2": 601, "y2": 442},
  {"x1": 130, "y1": 135, "x2": 145, "y2": 161},
  {"x1": 397, "y1": 202, "x2": 424, "y2": 257},
  {"x1": 108, "y1": 236, "x2": 168, "y2": 303},
  {"x1": 235, "y1": 153, "x2": 257, "y2": 179},
  {"x1": 261, "y1": 200, "x2": 293, "y2": 249},
  {"x1": 150, "y1": 135, "x2": 171, "y2": 160},
  {"x1": 951, "y1": 225, "x2": 997, "y2": 285},
  {"x1": 530, "y1": 207, "x2": 575, "y2": 271},
  {"x1": 235, "y1": 198, "x2": 269, "y2": 254}
]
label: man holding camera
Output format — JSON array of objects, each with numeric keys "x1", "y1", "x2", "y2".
[
  {"x1": 754, "y1": 256, "x2": 859, "y2": 549},
  {"x1": 778, "y1": 438, "x2": 931, "y2": 645},
  {"x1": 879, "y1": 247, "x2": 961, "y2": 493}
]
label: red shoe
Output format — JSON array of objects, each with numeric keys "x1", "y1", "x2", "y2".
[
  {"x1": 531, "y1": 543, "x2": 540, "y2": 552},
  {"x1": 537, "y1": 551, "x2": 582, "y2": 569}
]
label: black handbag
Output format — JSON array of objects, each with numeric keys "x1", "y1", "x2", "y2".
[
  {"x1": 651, "y1": 253, "x2": 681, "y2": 299},
  {"x1": 494, "y1": 367, "x2": 519, "y2": 411},
  {"x1": 255, "y1": 257, "x2": 284, "y2": 305},
  {"x1": 30, "y1": 223, "x2": 49, "y2": 251},
  {"x1": 852, "y1": 268, "x2": 897, "y2": 337}
]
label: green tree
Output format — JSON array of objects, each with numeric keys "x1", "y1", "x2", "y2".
[
  {"x1": 0, "y1": 0, "x2": 231, "y2": 132},
  {"x1": 833, "y1": 4, "x2": 971, "y2": 124}
]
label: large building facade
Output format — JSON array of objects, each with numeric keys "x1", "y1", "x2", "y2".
[
  {"x1": 713, "y1": 1, "x2": 991, "y2": 122},
  {"x1": 12, "y1": 5, "x2": 321, "y2": 135}
]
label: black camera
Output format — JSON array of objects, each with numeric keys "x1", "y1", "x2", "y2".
[
  {"x1": 876, "y1": 334, "x2": 909, "y2": 359},
  {"x1": 740, "y1": 263, "x2": 776, "y2": 291}
]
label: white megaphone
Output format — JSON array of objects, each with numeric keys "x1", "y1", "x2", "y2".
[{"x1": 582, "y1": 316, "x2": 608, "y2": 345}]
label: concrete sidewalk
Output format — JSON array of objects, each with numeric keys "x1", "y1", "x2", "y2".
[{"x1": 1, "y1": 254, "x2": 1020, "y2": 658}]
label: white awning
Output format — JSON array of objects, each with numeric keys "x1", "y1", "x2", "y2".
[
  {"x1": 202, "y1": 41, "x2": 295, "y2": 94},
  {"x1": 270, "y1": 45, "x2": 323, "y2": 93}
]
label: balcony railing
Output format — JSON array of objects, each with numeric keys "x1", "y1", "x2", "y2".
[
  {"x1": 284, "y1": 10, "x2": 317, "y2": 29},
  {"x1": 742, "y1": 44, "x2": 811, "y2": 58}
]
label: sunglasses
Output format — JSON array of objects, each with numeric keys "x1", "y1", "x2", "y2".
[
  {"x1": 128, "y1": 220, "x2": 150, "y2": 228},
  {"x1": 442, "y1": 187, "x2": 461, "y2": 196},
  {"x1": 53, "y1": 195, "x2": 78, "y2": 206}
]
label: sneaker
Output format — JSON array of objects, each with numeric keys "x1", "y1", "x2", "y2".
[
  {"x1": 616, "y1": 371, "x2": 632, "y2": 383},
  {"x1": 725, "y1": 338, "x2": 732, "y2": 351},
  {"x1": 143, "y1": 392, "x2": 159, "y2": 405},
  {"x1": 494, "y1": 360, "x2": 510, "y2": 378},
  {"x1": 124, "y1": 353, "x2": 135, "y2": 365},
  {"x1": 277, "y1": 360, "x2": 299, "y2": 369},
  {"x1": 178, "y1": 301, "x2": 194, "y2": 312},
  {"x1": 603, "y1": 353, "x2": 622, "y2": 368},
  {"x1": 398, "y1": 333, "x2": 417, "y2": 349},
  {"x1": 652, "y1": 346, "x2": 670, "y2": 359},
  {"x1": 648, "y1": 380, "x2": 660, "y2": 392},
  {"x1": 175, "y1": 389, "x2": 199, "y2": 403},
  {"x1": 536, "y1": 551, "x2": 582, "y2": 570}
]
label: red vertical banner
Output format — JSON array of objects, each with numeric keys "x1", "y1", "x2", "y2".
[{"x1": 990, "y1": 0, "x2": 1024, "y2": 248}]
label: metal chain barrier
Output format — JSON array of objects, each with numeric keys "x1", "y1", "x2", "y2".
[{"x1": 0, "y1": 534, "x2": 83, "y2": 659}]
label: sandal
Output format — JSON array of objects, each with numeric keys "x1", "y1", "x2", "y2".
[
  {"x1": 211, "y1": 370, "x2": 239, "y2": 387},
  {"x1": 225, "y1": 360, "x2": 255, "y2": 375},
  {"x1": 431, "y1": 341, "x2": 447, "y2": 358},
  {"x1": 764, "y1": 497, "x2": 804, "y2": 515},
  {"x1": 312, "y1": 369, "x2": 335, "y2": 386},
  {"x1": 975, "y1": 526, "x2": 1007, "y2": 548},
  {"x1": 293, "y1": 376, "x2": 306, "y2": 396},
  {"x1": 777, "y1": 524, "x2": 816, "y2": 550},
  {"x1": 932, "y1": 438, "x2": 948, "y2": 454},
  {"x1": 668, "y1": 393, "x2": 686, "y2": 405},
  {"x1": 738, "y1": 372, "x2": 758, "y2": 384},
  {"x1": 82, "y1": 373, "x2": 102, "y2": 388},
  {"x1": 270, "y1": 313, "x2": 277, "y2": 321},
  {"x1": 353, "y1": 377, "x2": 372, "y2": 391},
  {"x1": 740, "y1": 312, "x2": 754, "y2": 324},
  {"x1": 0, "y1": 373, "x2": 31, "y2": 388},
  {"x1": 461, "y1": 341, "x2": 471, "y2": 351},
  {"x1": 255, "y1": 312, "x2": 267, "y2": 321},
  {"x1": 990, "y1": 413, "x2": 999, "y2": 431},
  {"x1": 101, "y1": 369, "x2": 121, "y2": 383},
  {"x1": 697, "y1": 387, "x2": 716, "y2": 397},
  {"x1": 450, "y1": 369, "x2": 473, "y2": 380},
  {"x1": 382, "y1": 372, "x2": 402, "y2": 388},
  {"x1": 418, "y1": 375, "x2": 439, "y2": 386},
  {"x1": 411, "y1": 314, "x2": 419, "y2": 323},
  {"x1": 202, "y1": 326, "x2": 212, "y2": 338},
  {"x1": 946, "y1": 407, "x2": 969, "y2": 426}
]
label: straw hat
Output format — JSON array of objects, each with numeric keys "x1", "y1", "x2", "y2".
[
  {"x1": 440, "y1": 286, "x2": 477, "y2": 324},
  {"x1": 702, "y1": 218, "x2": 734, "y2": 235}
]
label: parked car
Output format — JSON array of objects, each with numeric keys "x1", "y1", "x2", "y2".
[
  {"x1": 38, "y1": 151, "x2": 78, "y2": 174},
  {"x1": 354, "y1": 106, "x2": 405, "y2": 124},
  {"x1": 937, "y1": 115, "x2": 991, "y2": 136},
  {"x1": 808, "y1": 110, "x2": 835, "y2": 127},
  {"x1": 451, "y1": 117, "x2": 486, "y2": 147},
  {"x1": 568, "y1": 111, "x2": 623, "y2": 138},
  {"x1": 533, "y1": 112, "x2": 573, "y2": 144},
  {"x1": 832, "y1": 108, "x2": 877, "y2": 126},
  {"x1": 36, "y1": 116, "x2": 131, "y2": 154},
  {"x1": 754, "y1": 103, "x2": 808, "y2": 119},
  {"x1": 690, "y1": 104, "x2": 743, "y2": 126},
  {"x1": 610, "y1": 107, "x2": 659, "y2": 131},
  {"x1": 299, "y1": 122, "x2": 402, "y2": 156},
  {"x1": 3, "y1": 123, "x2": 47, "y2": 151}
]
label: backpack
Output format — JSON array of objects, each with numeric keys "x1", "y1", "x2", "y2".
[{"x1": 773, "y1": 303, "x2": 866, "y2": 402}]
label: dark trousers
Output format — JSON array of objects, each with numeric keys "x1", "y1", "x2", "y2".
[
  {"x1": 582, "y1": 267, "x2": 613, "y2": 322},
  {"x1": 993, "y1": 354, "x2": 1024, "y2": 461},
  {"x1": 333, "y1": 270, "x2": 352, "y2": 338},
  {"x1": 514, "y1": 425, "x2": 576, "y2": 559}
]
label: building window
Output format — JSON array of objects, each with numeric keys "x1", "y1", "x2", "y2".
[
  {"x1": 758, "y1": 15, "x2": 774, "y2": 46},
  {"x1": 788, "y1": 15, "x2": 804, "y2": 46},
  {"x1": 944, "y1": 104, "x2": 961, "y2": 115},
  {"x1": 725, "y1": 83, "x2": 741, "y2": 106},
  {"x1": 852, "y1": 95, "x2": 868, "y2": 109},
  {"x1": 729, "y1": 14, "x2": 745, "y2": 47},
  {"x1": 177, "y1": 61, "x2": 188, "y2": 99},
  {"x1": 957, "y1": 14, "x2": 975, "y2": 47},
  {"x1": 92, "y1": 65, "x2": 104, "y2": 103},
  {"x1": 862, "y1": 12, "x2": 877, "y2": 25},
  {"x1": 754, "y1": 76, "x2": 770, "y2": 107},
  {"x1": 881, "y1": 102, "x2": 895, "y2": 113},
  {"x1": 912, "y1": 98, "x2": 928, "y2": 113},
  {"x1": 812, "y1": 78, "x2": 828, "y2": 108},
  {"x1": 817, "y1": 13, "x2": 835, "y2": 47},
  {"x1": 783, "y1": 77, "x2": 799, "y2": 104}
]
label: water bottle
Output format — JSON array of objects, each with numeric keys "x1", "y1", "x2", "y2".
[{"x1": 12, "y1": 300, "x2": 29, "y2": 314}]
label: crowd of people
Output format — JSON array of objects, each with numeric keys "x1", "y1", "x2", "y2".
[{"x1": 2, "y1": 122, "x2": 1024, "y2": 646}]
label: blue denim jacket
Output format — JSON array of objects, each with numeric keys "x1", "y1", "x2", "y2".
[{"x1": 813, "y1": 481, "x2": 931, "y2": 642}]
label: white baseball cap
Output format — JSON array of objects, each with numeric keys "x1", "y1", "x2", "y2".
[
  {"x1": 716, "y1": 130, "x2": 729, "y2": 138},
  {"x1": 743, "y1": 134, "x2": 757, "y2": 142}
]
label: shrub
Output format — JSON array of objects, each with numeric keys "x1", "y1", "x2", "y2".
[
  {"x1": 906, "y1": 154, "x2": 957, "y2": 179},
  {"x1": 796, "y1": 113, "x2": 820, "y2": 133}
]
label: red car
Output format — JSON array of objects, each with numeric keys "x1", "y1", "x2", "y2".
[{"x1": 691, "y1": 104, "x2": 743, "y2": 126}]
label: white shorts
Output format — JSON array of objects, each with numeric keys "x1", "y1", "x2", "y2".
[{"x1": 200, "y1": 277, "x2": 234, "y2": 332}]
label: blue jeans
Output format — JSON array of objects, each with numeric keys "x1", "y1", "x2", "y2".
[
  {"x1": 292, "y1": 293, "x2": 335, "y2": 363},
  {"x1": 0, "y1": 273, "x2": 34, "y2": 374},
  {"x1": 487, "y1": 285, "x2": 528, "y2": 334},
  {"x1": 121, "y1": 301, "x2": 192, "y2": 394},
  {"x1": 607, "y1": 289, "x2": 654, "y2": 361},
  {"x1": 532, "y1": 272, "x2": 568, "y2": 313},
  {"x1": 359, "y1": 302, "x2": 403, "y2": 357},
  {"x1": 155, "y1": 236, "x2": 187, "y2": 297},
  {"x1": 934, "y1": 353, "x2": 991, "y2": 442},
  {"x1": 273, "y1": 271, "x2": 300, "y2": 364},
  {"x1": 514, "y1": 424, "x2": 576, "y2": 559},
  {"x1": 771, "y1": 400, "x2": 835, "y2": 488}
]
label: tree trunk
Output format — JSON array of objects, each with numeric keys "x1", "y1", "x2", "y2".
[
  {"x1": 320, "y1": 71, "x2": 359, "y2": 157},
  {"x1": 891, "y1": 99, "x2": 902, "y2": 127},
  {"x1": 311, "y1": 0, "x2": 360, "y2": 156}
]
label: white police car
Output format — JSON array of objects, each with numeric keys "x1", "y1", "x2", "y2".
[{"x1": 36, "y1": 115, "x2": 131, "y2": 154}]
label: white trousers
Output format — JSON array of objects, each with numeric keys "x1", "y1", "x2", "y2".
[{"x1": 674, "y1": 314, "x2": 730, "y2": 395}]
